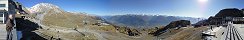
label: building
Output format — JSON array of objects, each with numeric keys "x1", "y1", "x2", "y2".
[
  {"x1": 0, "y1": 0, "x2": 17, "y2": 24},
  {"x1": 0, "y1": 0, "x2": 8, "y2": 23},
  {"x1": 231, "y1": 17, "x2": 244, "y2": 24},
  {"x1": 208, "y1": 16, "x2": 244, "y2": 25}
]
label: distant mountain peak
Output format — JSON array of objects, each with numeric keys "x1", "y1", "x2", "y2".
[
  {"x1": 29, "y1": 3, "x2": 62, "y2": 13},
  {"x1": 34, "y1": 3, "x2": 59, "y2": 8}
]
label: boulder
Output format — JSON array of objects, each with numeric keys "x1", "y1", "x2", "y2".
[{"x1": 116, "y1": 27, "x2": 141, "y2": 36}]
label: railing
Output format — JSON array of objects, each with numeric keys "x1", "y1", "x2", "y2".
[{"x1": 224, "y1": 24, "x2": 243, "y2": 40}]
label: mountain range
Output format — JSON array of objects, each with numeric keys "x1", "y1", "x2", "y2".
[
  {"x1": 22, "y1": 3, "x2": 208, "y2": 40},
  {"x1": 102, "y1": 14, "x2": 205, "y2": 28},
  {"x1": 28, "y1": 3, "x2": 205, "y2": 28}
]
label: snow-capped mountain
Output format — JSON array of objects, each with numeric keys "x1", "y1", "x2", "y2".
[
  {"x1": 27, "y1": 3, "x2": 103, "y2": 27},
  {"x1": 28, "y1": 3, "x2": 63, "y2": 13},
  {"x1": 27, "y1": 3, "x2": 81, "y2": 24}
]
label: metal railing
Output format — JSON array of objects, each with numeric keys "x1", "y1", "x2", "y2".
[{"x1": 225, "y1": 23, "x2": 243, "y2": 40}]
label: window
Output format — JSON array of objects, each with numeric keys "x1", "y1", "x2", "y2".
[
  {"x1": 0, "y1": 12, "x2": 3, "y2": 17},
  {"x1": 0, "y1": 4, "x2": 5, "y2": 7}
]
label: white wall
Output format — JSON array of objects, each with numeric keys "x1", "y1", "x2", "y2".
[
  {"x1": 0, "y1": 0, "x2": 8, "y2": 11},
  {"x1": 0, "y1": 0, "x2": 8, "y2": 23}
]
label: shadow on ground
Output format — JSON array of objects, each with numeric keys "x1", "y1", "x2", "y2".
[{"x1": 15, "y1": 18, "x2": 46, "y2": 40}]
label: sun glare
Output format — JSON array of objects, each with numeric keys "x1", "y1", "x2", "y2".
[
  {"x1": 198, "y1": 0, "x2": 208, "y2": 3},
  {"x1": 198, "y1": 0, "x2": 208, "y2": 5}
]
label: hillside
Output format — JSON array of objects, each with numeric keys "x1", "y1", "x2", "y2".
[
  {"x1": 27, "y1": 3, "x2": 102, "y2": 28},
  {"x1": 150, "y1": 20, "x2": 191, "y2": 36},
  {"x1": 215, "y1": 8, "x2": 244, "y2": 17},
  {"x1": 26, "y1": 3, "x2": 111, "y2": 40}
]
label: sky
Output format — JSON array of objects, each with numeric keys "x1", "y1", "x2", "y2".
[{"x1": 16, "y1": 0, "x2": 244, "y2": 18}]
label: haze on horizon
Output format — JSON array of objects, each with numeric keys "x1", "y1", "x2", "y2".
[{"x1": 16, "y1": 0, "x2": 244, "y2": 18}]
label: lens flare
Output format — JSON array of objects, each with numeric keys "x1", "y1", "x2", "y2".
[{"x1": 198, "y1": 0, "x2": 208, "y2": 3}]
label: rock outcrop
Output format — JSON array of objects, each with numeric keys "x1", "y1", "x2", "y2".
[
  {"x1": 115, "y1": 26, "x2": 141, "y2": 36},
  {"x1": 150, "y1": 20, "x2": 191, "y2": 36}
]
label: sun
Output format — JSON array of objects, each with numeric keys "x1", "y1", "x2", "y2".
[{"x1": 198, "y1": 0, "x2": 208, "y2": 3}]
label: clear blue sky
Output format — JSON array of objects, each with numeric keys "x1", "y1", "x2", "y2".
[{"x1": 16, "y1": 0, "x2": 244, "y2": 18}]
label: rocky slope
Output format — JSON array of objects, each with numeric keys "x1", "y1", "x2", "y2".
[{"x1": 150, "y1": 20, "x2": 191, "y2": 36}]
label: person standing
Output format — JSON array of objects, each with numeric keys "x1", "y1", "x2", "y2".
[
  {"x1": 6, "y1": 14, "x2": 14, "y2": 40},
  {"x1": 210, "y1": 26, "x2": 213, "y2": 31}
]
